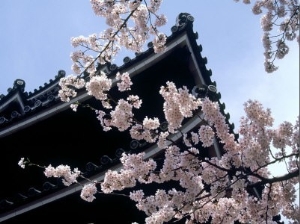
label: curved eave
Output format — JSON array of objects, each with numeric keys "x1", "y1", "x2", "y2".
[
  {"x1": 0, "y1": 91, "x2": 25, "y2": 113},
  {"x1": 0, "y1": 110, "x2": 222, "y2": 223},
  {"x1": 0, "y1": 26, "x2": 210, "y2": 138},
  {"x1": 0, "y1": 13, "x2": 235, "y2": 222}
]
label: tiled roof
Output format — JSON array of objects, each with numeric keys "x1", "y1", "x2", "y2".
[
  {"x1": 0, "y1": 13, "x2": 236, "y2": 223},
  {"x1": 0, "y1": 12, "x2": 216, "y2": 132}
]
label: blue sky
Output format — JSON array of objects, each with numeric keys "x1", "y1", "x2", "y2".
[{"x1": 0, "y1": 0, "x2": 299, "y2": 221}]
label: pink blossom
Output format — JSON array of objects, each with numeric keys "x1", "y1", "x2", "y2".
[
  {"x1": 80, "y1": 183, "x2": 97, "y2": 202},
  {"x1": 116, "y1": 72, "x2": 133, "y2": 92},
  {"x1": 44, "y1": 165, "x2": 80, "y2": 186},
  {"x1": 198, "y1": 125, "x2": 215, "y2": 147},
  {"x1": 85, "y1": 72, "x2": 112, "y2": 101}
]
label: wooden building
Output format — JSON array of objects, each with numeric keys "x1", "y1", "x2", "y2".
[{"x1": 0, "y1": 13, "x2": 234, "y2": 224}]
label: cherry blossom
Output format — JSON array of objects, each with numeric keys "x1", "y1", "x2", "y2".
[
  {"x1": 71, "y1": 0, "x2": 166, "y2": 76},
  {"x1": 116, "y1": 72, "x2": 133, "y2": 92},
  {"x1": 44, "y1": 164, "x2": 80, "y2": 186},
  {"x1": 198, "y1": 125, "x2": 215, "y2": 147},
  {"x1": 58, "y1": 75, "x2": 85, "y2": 102},
  {"x1": 80, "y1": 183, "x2": 98, "y2": 202},
  {"x1": 70, "y1": 103, "x2": 78, "y2": 112},
  {"x1": 17, "y1": 1, "x2": 300, "y2": 223},
  {"x1": 85, "y1": 72, "x2": 112, "y2": 101},
  {"x1": 235, "y1": 0, "x2": 299, "y2": 73},
  {"x1": 159, "y1": 81, "x2": 201, "y2": 133},
  {"x1": 22, "y1": 92, "x2": 299, "y2": 223}
]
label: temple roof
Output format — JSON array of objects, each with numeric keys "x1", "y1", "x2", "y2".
[
  {"x1": 0, "y1": 13, "x2": 235, "y2": 223},
  {"x1": 0, "y1": 13, "x2": 218, "y2": 136}
]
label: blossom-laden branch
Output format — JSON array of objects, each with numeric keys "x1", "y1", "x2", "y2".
[
  {"x1": 59, "y1": 0, "x2": 168, "y2": 107},
  {"x1": 19, "y1": 92, "x2": 300, "y2": 223},
  {"x1": 60, "y1": 0, "x2": 300, "y2": 105},
  {"x1": 235, "y1": 0, "x2": 299, "y2": 73},
  {"x1": 18, "y1": 1, "x2": 300, "y2": 223},
  {"x1": 70, "y1": 0, "x2": 167, "y2": 77}
]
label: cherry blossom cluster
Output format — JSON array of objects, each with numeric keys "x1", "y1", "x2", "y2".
[
  {"x1": 159, "y1": 81, "x2": 201, "y2": 133},
  {"x1": 183, "y1": 132, "x2": 198, "y2": 147},
  {"x1": 198, "y1": 125, "x2": 215, "y2": 147},
  {"x1": 129, "y1": 117, "x2": 160, "y2": 143},
  {"x1": 71, "y1": 0, "x2": 167, "y2": 76},
  {"x1": 94, "y1": 96, "x2": 299, "y2": 223},
  {"x1": 96, "y1": 95, "x2": 142, "y2": 132},
  {"x1": 80, "y1": 183, "x2": 98, "y2": 202},
  {"x1": 44, "y1": 164, "x2": 81, "y2": 186},
  {"x1": 49, "y1": 74, "x2": 300, "y2": 223},
  {"x1": 18, "y1": 1, "x2": 300, "y2": 223},
  {"x1": 19, "y1": 92, "x2": 299, "y2": 223},
  {"x1": 85, "y1": 71, "x2": 112, "y2": 107},
  {"x1": 38, "y1": 61, "x2": 300, "y2": 224},
  {"x1": 235, "y1": 0, "x2": 299, "y2": 73},
  {"x1": 90, "y1": 80, "x2": 202, "y2": 143},
  {"x1": 201, "y1": 97, "x2": 237, "y2": 152},
  {"x1": 237, "y1": 100, "x2": 299, "y2": 180},
  {"x1": 58, "y1": 75, "x2": 85, "y2": 102},
  {"x1": 101, "y1": 152, "x2": 157, "y2": 193},
  {"x1": 116, "y1": 72, "x2": 132, "y2": 92}
]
